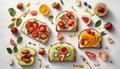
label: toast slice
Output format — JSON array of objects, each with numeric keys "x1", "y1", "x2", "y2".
[
  {"x1": 48, "y1": 42, "x2": 76, "y2": 62},
  {"x1": 56, "y1": 11, "x2": 78, "y2": 32},
  {"x1": 21, "y1": 18, "x2": 51, "y2": 44},
  {"x1": 78, "y1": 28, "x2": 101, "y2": 49}
]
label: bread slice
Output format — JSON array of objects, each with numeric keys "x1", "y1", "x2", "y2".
[
  {"x1": 56, "y1": 11, "x2": 78, "y2": 32},
  {"x1": 21, "y1": 18, "x2": 51, "y2": 44},
  {"x1": 48, "y1": 42, "x2": 76, "y2": 62},
  {"x1": 78, "y1": 28, "x2": 101, "y2": 49}
]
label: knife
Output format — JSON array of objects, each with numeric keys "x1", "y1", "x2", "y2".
[{"x1": 80, "y1": 55, "x2": 92, "y2": 69}]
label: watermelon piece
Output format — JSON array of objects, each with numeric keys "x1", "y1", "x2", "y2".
[
  {"x1": 85, "y1": 51, "x2": 96, "y2": 60},
  {"x1": 81, "y1": 16, "x2": 91, "y2": 25}
]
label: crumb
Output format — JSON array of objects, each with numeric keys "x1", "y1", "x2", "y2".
[
  {"x1": 28, "y1": 42, "x2": 32, "y2": 44},
  {"x1": 73, "y1": 64, "x2": 84, "y2": 68},
  {"x1": 9, "y1": 59, "x2": 14, "y2": 65},
  {"x1": 105, "y1": 46, "x2": 108, "y2": 49},
  {"x1": 108, "y1": 37, "x2": 114, "y2": 43},
  {"x1": 110, "y1": 60, "x2": 113, "y2": 63},
  {"x1": 94, "y1": 63, "x2": 100, "y2": 67},
  {"x1": 44, "y1": 64, "x2": 49, "y2": 68},
  {"x1": 69, "y1": 34, "x2": 77, "y2": 37}
]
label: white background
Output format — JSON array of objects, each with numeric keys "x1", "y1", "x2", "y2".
[{"x1": 0, "y1": 0, "x2": 120, "y2": 69}]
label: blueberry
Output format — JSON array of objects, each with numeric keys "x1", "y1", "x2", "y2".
[
  {"x1": 88, "y1": 5, "x2": 92, "y2": 9},
  {"x1": 83, "y1": 2, "x2": 87, "y2": 6}
]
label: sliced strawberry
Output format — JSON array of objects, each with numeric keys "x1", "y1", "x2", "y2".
[
  {"x1": 86, "y1": 29, "x2": 91, "y2": 34},
  {"x1": 80, "y1": 38, "x2": 84, "y2": 45},
  {"x1": 41, "y1": 32, "x2": 48, "y2": 39},
  {"x1": 33, "y1": 23, "x2": 39, "y2": 29},
  {"x1": 58, "y1": 21, "x2": 65, "y2": 28},
  {"x1": 82, "y1": 16, "x2": 89, "y2": 23},
  {"x1": 57, "y1": 33, "x2": 64, "y2": 40},
  {"x1": 85, "y1": 51, "x2": 96, "y2": 60},
  {"x1": 68, "y1": 20, "x2": 75, "y2": 27},
  {"x1": 30, "y1": 10, "x2": 37, "y2": 16},
  {"x1": 52, "y1": 2, "x2": 60, "y2": 9},
  {"x1": 59, "y1": 46, "x2": 67, "y2": 55},
  {"x1": 38, "y1": 25, "x2": 46, "y2": 32},
  {"x1": 31, "y1": 30, "x2": 38, "y2": 38},
  {"x1": 28, "y1": 27, "x2": 34, "y2": 34},
  {"x1": 25, "y1": 21, "x2": 33, "y2": 29},
  {"x1": 66, "y1": 12, "x2": 72, "y2": 19},
  {"x1": 90, "y1": 31, "x2": 94, "y2": 35},
  {"x1": 10, "y1": 38, "x2": 16, "y2": 46},
  {"x1": 58, "y1": 55, "x2": 65, "y2": 61},
  {"x1": 99, "y1": 52, "x2": 108, "y2": 61}
]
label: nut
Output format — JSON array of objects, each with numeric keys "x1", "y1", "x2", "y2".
[
  {"x1": 44, "y1": 64, "x2": 49, "y2": 68},
  {"x1": 26, "y1": 2, "x2": 30, "y2": 7},
  {"x1": 94, "y1": 63, "x2": 100, "y2": 67},
  {"x1": 108, "y1": 37, "x2": 114, "y2": 43},
  {"x1": 73, "y1": 64, "x2": 84, "y2": 68},
  {"x1": 9, "y1": 59, "x2": 14, "y2": 65}
]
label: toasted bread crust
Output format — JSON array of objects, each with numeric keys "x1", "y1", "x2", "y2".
[
  {"x1": 21, "y1": 18, "x2": 51, "y2": 44},
  {"x1": 78, "y1": 28, "x2": 101, "y2": 49},
  {"x1": 48, "y1": 42, "x2": 76, "y2": 62},
  {"x1": 56, "y1": 11, "x2": 78, "y2": 32}
]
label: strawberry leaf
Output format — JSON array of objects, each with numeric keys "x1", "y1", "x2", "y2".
[{"x1": 6, "y1": 48, "x2": 13, "y2": 54}]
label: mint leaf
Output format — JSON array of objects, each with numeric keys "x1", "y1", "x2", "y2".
[
  {"x1": 8, "y1": 8, "x2": 16, "y2": 17},
  {"x1": 16, "y1": 18, "x2": 22, "y2": 27},
  {"x1": 17, "y1": 36, "x2": 23, "y2": 44},
  {"x1": 8, "y1": 23, "x2": 14, "y2": 28},
  {"x1": 6, "y1": 48, "x2": 13, "y2": 54},
  {"x1": 95, "y1": 20, "x2": 101, "y2": 27},
  {"x1": 48, "y1": 15, "x2": 53, "y2": 22},
  {"x1": 101, "y1": 31, "x2": 107, "y2": 36},
  {"x1": 13, "y1": 46, "x2": 18, "y2": 53}
]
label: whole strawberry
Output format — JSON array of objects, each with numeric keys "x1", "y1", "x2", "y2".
[
  {"x1": 17, "y1": 3, "x2": 23, "y2": 10},
  {"x1": 11, "y1": 27, "x2": 18, "y2": 33},
  {"x1": 52, "y1": 2, "x2": 60, "y2": 9},
  {"x1": 38, "y1": 48, "x2": 45, "y2": 55},
  {"x1": 104, "y1": 22, "x2": 113, "y2": 30}
]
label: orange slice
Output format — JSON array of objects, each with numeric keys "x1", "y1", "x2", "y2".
[{"x1": 39, "y1": 4, "x2": 50, "y2": 16}]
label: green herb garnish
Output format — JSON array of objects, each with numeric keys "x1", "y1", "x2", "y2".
[
  {"x1": 16, "y1": 18, "x2": 22, "y2": 27},
  {"x1": 101, "y1": 31, "x2": 107, "y2": 36},
  {"x1": 13, "y1": 46, "x2": 18, "y2": 53},
  {"x1": 60, "y1": 0, "x2": 64, "y2": 5},
  {"x1": 8, "y1": 8, "x2": 16, "y2": 17},
  {"x1": 48, "y1": 15, "x2": 53, "y2": 22},
  {"x1": 95, "y1": 20, "x2": 101, "y2": 27},
  {"x1": 17, "y1": 36, "x2": 23, "y2": 44},
  {"x1": 8, "y1": 23, "x2": 14, "y2": 28},
  {"x1": 6, "y1": 48, "x2": 13, "y2": 54}
]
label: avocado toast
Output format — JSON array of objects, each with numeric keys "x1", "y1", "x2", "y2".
[{"x1": 48, "y1": 42, "x2": 76, "y2": 62}]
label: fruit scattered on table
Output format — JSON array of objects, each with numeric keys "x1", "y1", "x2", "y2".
[
  {"x1": 52, "y1": 2, "x2": 60, "y2": 9},
  {"x1": 76, "y1": 0, "x2": 81, "y2": 7},
  {"x1": 10, "y1": 38, "x2": 16, "y2": 46},
  {"x1": 81, "y1": 16, "x2": 91, "y2": 25},
  {"x1": 30, "y1": 10, "x2": 37, "y2": 16},
  {"x1": 104, "y1": 22, "x2": 113, "y2": 30},
  {"x1": 39, "y1": 4, "x2": 50, "y2": 16},
  {"x1": 107, "y1": 37, "x2": 114, "y2": 43},
  {"x1": 85, "y1": 51, "x2": 96, "y2": 60},
  {"x1": 98, "y1": 52, "x2": 108, "y2": 61},
  {"x1": 38, "y1": 48, "x2": 45, "y2": 55},
  {"x1": 94, "y1": 3, "x2": 108, "y2": 17},
  {"x1": 57, "y1": 33, "x2": 64, "y2": 40},
  {"x1": 11, "y1": 27, "x2": 18, "y2": 33},
  {"x1": 17, "y1": 3, "x2": 23, "y2": 10}
]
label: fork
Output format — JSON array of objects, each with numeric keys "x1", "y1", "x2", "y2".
[{"x1": 80, "y1": 55, "x2": 92, "y2": 69}]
